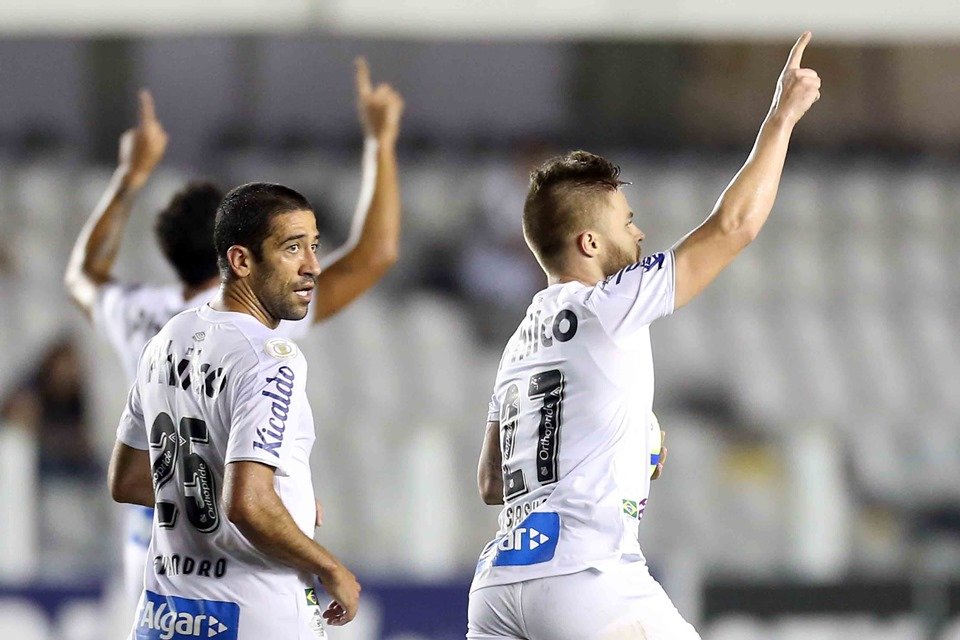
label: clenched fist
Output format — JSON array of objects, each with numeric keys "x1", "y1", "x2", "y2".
[
  {"x1": 355, "y1": 57, "x2": 404, "y2": 145},
  {"x1": 770, "y1": 32, "x2": 821, "y2": 126}
]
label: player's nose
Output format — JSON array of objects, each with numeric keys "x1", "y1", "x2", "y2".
[{"x1": 302, "y1": 250, "x2": 321, "y2": 278}]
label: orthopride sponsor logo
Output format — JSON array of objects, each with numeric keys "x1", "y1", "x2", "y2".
[{"x1": 136, "y1": 591, "x2": 239, "y2": 640}]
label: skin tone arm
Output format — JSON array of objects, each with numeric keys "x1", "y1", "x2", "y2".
[
  {"x1": 673, "y1": 32, "x2": 821, "y2": 310},
  {"x1": 478, "y1": 421, "x2": 504, "y2": 505},
  {"x1": 64, "y1": 90, "x2": 168, "y2": 319},
  {"x1": 310, "y1": 58, "x2": 404, "y2": 323},
  {"x1": 223, "y1": 461, "x2": 360, "y2": 626},
  {"x1": 108, "y1": 441, "x2": 155, "y2": 508}
]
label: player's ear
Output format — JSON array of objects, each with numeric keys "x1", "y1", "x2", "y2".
[
  {"x1": 576, "y1": 230, "x2": 600, "y2": 258},
  {"x1": 226, "y1": 245, "x2": 253, "y2": 278}
]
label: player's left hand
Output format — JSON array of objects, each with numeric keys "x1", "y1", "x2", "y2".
[
  {"x1": 651, "y1": 431, "x2": 667, "y2": 480},
  {"x1": 315, "y1": 499, "x2": 324, "y2": 528},
  {"x1": 769, "y1": 31, "x2": 821, "y2": 126},
  {"x1": 118, "y1": 89, "x2": 168, "y2": 188},
  {"x1": 355, "y1": 57, "x2": 404, "y2": 145}
]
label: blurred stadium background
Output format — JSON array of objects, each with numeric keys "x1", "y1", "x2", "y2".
[{"x1": 1, "y1": 2, "x2": 959, "y2": 639}]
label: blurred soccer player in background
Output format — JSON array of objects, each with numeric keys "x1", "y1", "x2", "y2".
[
  {"x1": 64, "y1": 58, "x2": 403, "y2": 613},
  {"x1": 469, "y1": 33, "x2": 820, "y2": 640},
  {"x1": 109, "y1": 181, "x2": 361, "y2": 637}
]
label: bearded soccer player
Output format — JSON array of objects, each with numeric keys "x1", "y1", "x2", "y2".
[
  {"x1": 65, "y1": 59, "x2": 402, "y2": 612},
  {"x1": 469, "y1": 33, "x2": 820, "y2": 640},
  {"x1": 109, "y1": 181, "x2": 362, "y2": 638}
]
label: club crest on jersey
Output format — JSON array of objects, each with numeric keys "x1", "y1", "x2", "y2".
[
  {"x1": 254, "y1": 365, "x2": 295, "y2": 458},
  {"x1": 491, "y1": 511, "x2": 560, "y2": 567},
  {"x1": 136, "y1": 591, "x2": 239, "y2": 640},
  {"x1": 264, "y1": 338, "x2": 298, "y2": 360}
]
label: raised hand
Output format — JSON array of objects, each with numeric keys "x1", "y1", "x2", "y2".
[
  {"x1": 770, "y1": 32, "x2": 821, "y2": 125},
  {"x1": 320, "y1": 563, "x2": 361, "y2": 626},
  {"x1": 355, "y1": 57, "x2": 404, "y2": 145},
  {"x1": 118, "y1": 89, "x2": 169, "y2": 187}
]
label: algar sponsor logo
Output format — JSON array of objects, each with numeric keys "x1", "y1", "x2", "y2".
[
  {"x1": 253, "y1": 365, "x2": 295, "y2": 458},
  {"x1": 136, "y1": 591, "x2": 239, "y2": 640}
]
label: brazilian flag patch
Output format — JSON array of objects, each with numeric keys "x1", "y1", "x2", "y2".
[
  {"x1": 305, "y1": 587, "x2": 319, "y2": 606},
  {"x1": 622, "y1": 499, "x2": 640, "y2": 519}
]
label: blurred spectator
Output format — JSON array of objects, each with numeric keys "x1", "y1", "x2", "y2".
[
  {"x1": 458, "y1": 140, "x2": 555, "y2": 342},
  {"x1": 1, "y1": 335, "x2": 98, "y2": 479}
]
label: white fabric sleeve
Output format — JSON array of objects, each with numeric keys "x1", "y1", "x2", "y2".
[
  {"x1": 116, "y1": 381, "x2": 148, "y2": 450},
  {"x1": 92, "y1": 281, "x2": 139, "y2": 349},
  {"x1": 224, "y1": 354, "x2": 307, "y2": 476},
  {"x1": 585, "y1": 250, "x2": 676, "y2": 345},
  {"x1": 487, "y1": 392, "x2": 501, "y2": 423}
]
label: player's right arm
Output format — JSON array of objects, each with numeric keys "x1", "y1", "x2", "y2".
[
  {"x1": 108, "y1": 441, "x2": 155, "y2": 507},
  {"x1": 222, "y1": 461, "x2": 361, "y2": 626},
  {"x1": 478, "y1": 420, "x2": 504, "y2": 505},
  {"x1": 109, "y1": 377, "x2": 154, "y2": 507},
  {"x1": 64, "y1": 90, "x2": 168, "y2": 319},
  {"x1": 672, "y1": 32, "x2": 820, "y2": 310}
]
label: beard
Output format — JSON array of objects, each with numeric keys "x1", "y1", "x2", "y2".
[
  {"x1": 600, "y1": 242, "x2": 641, "y2": 278},
  {"x1": 254, "y1": 270, "x2": 312, "y2": 322}
]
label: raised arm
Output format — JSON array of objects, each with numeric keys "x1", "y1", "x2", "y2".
[
  {"x1": 223, "y1": 461, "x2": 361, "y2": 626},
  {"x1": 672, "y1": 32, "x2": 820, "y2": 309},
  {"x1": 64, "y1": 90, "x2": 168, "y2": 319},
  {"x1": 311, "y1": 58, "x2": 404, "y2": 323}
]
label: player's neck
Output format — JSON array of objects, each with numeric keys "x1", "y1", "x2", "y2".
[
  {"x1": 182, "y1": 276, "x2": 220, "y2": 302},
  {"x1": 547, "y1": 263, "x2": 603, "y2": 287},
  {"x1": 210, "y1": 281, "x2": 281, "y2": 329}
]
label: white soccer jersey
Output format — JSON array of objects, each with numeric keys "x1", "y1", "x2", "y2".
[
  {"x1": 94, "y1": 281, "x2": 311, "y2": 380},
  {"x1": 472, "y1": 250, "x2": 676, "y2": 591},
  {"x1": 117, "y1": 305, "x2": 321, "y2": 640}
]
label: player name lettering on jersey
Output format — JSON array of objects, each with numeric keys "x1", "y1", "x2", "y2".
[
  {"x1": 499, "y1": 496, "x2": 546, "y2": 532},
  {"x1": 509, "y1": 308, "x2": 579, "y2": 363},
  {"x1": 254, "y1": 365, "x2": 295, "y2": 458},
  {"x1": 146, "y1": 341, "x2": 228, "y2": 399},
  {"x1": 154, "y1": 553, "x2": 228, "y2": 579}
]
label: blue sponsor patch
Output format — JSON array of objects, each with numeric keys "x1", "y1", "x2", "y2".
[
  {"x1": 136, "y1": 591, "x2": 239, "y2": 640},
  {"x1": 492, "y1": 511, "x2": 560, "y2": 567}
]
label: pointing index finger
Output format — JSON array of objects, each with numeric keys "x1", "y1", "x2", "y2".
[
  {"x1": 138, "y1": 89, "x2": 156, "y2": 124},
  {"x1": 355, "y1": 57, "x2": 372, "y2": 97},
  {"x1": 785, "y1": 31, "x2": 812, "y2": 70}
]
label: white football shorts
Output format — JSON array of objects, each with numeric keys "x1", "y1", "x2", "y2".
[{"x1": 467, "y1": 557, "x2": 701, "y2": 640}]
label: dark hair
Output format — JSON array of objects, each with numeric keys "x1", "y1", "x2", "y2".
[
  {"x1": 154, "y1": 181, "x2": 224, "y2": 287},
  {"x1": 213, "y1": 182, "x2": 313, "y2": 277},
  {"x1": 522, "y1": 150, "x2": 627, "y2": 270}
]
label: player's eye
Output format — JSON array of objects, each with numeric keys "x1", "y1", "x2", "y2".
[
  {"x1": 310, "y1": 243, "x2": 319, "y2": 253},
  {"x1": 286, "y1": 244, "x2": 300, "y2": 254}
]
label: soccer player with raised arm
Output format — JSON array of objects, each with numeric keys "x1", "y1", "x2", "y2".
[
  {"x1": 64, "y1": 59, "x2": 402, "y2": 611},
  {"x1": 468, "y1": 33, "x2": 821, "y2": 640},
  {"x1": 109, "y1": 181, "x2": 362, "y2": 638}
]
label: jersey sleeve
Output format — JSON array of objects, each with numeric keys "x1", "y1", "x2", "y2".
[
  {"x1": 487, "y1": 392, "x2": 500, "y2": 423},
  {"x1": 92, "y1": 281, "x2": 139, "y2": 348},
  {"x1": 116, "y1": 380, "x2": 148, "y2": 450},
  {"x1": 585, "y1": 250, "x2": 676, "y2": 345},
  {"x1": 224, "y1": 351, "x2": 307, "y2": 477}
]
